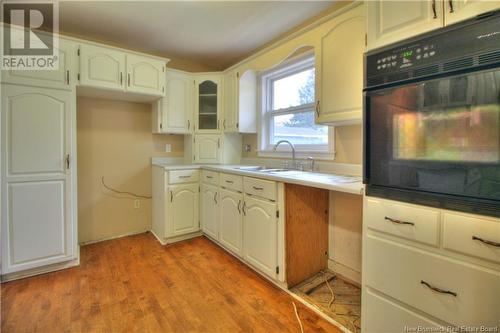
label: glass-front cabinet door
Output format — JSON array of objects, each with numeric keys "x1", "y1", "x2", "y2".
[{"x1": 195, "y1": 76, "x2": 221, "y2": 133}]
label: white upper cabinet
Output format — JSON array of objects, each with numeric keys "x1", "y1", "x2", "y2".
[
  {"x1": 126, "y1": 54, "x2": 165, "y2": 96},
  {"x1": 445, "y1": 0, "x2": 500, "y2": 25},
  {"x1": 223, "y1": 70, "x2": 257, "y2": 133},
  {"x1": 366, "y1": 1, "x2": 500, "y2": 51},
  {"x1": 193, "y1": 134, "x2": 221, "y2": 164},
  {"x1": 201, "y1": 183, "x2": 219, "y2": 240},
  {"x1": 79, "y1": 43, "x2": 126, "y2": 91},
  {"x1": 195, "y1": 75, "x2": 222, "y2": 133},
  {"x1": 2, "y1": 38, "x2": 76, "y2": 90},
  {"x1": 153, "y1": 69, "x2": 194, "y2": 134},
  {"x1": 316, "y1": 5, "x2": 365, "y2": 125}
]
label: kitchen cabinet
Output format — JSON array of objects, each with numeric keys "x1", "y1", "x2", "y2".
[
  {"x1": 79, "y1": 43, "x2": 126, "y2": 91},
  {"x1": 167, "y1": 183, "x2": 199, "y2": 237},
  {"x1": 445, "y1": 0, "x2": 500, "y2": 25},
  {"x1": 223, "y1": 70, "x2": 257, "y2": 133},
  {"x1": 126, "y1": 54, "x2": 165, "y2": 96},
  {"x1": 1, "y1": 84, "x2": 77, "y2": 275},
  {"x1": 243, "y1": 195, "x2": 278, "y2": 279},
  {"x1": 219, "y1": 187, "x2": 243, "y2": 256},
  {"x1": 201, "y1": 183, "x2": 219, "y2": 240},
  {"x1": 193, "y1": 134, "x2": 221, "y2": 164},
  {"x1": 152, "y1": 69, "x2": 194, "y2": 134},
  {"x1": 366, "y1": 0, "x2": 500, "y2": 51},
  {"x1": 1, "y1": 38, "x2": 76, "y2": 90},
  {"x1": 195, "y1": 75, "x2": 222, "y2": 133},
  {"x1": 316, "y1": 5, "x2": 365, "y2": 125}
]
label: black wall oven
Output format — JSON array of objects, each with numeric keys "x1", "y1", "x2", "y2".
[{"x1": 364, "y1": 10, "x2": 500, "y2": 218}]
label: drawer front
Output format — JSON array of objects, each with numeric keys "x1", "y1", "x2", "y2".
[
  {"x1": 365, "y1": 235, "x2": 500, "y2": 326},
  {"x1": 443, "y1": 212, "x2": 500, "y2": 264},
  {"x1": 362, "y1": 288, "x2": 443, "y2": 333},
  {"x1": 168, "y1": 170, "x2": 199, "y2": 184},
  {"x1": 220, "y1": 173, "x2": 243, "y2": 192},
  {"x1": 365, "y1": 198, "x2": 440, "y2": 246},
  {"x1": 201, "y1": 170, "x2": 219, "y2": 185},
  {"x1": 244, "y1": 177, "x2": 276, "y2": 201}
]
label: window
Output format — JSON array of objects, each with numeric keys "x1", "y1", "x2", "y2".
[{"x1": 259, "y1": 53, "x2": 333, "y2": 158}]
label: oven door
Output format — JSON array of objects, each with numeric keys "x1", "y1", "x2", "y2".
[{"x1": 364, "y1": 67, "x2": 500, "y2": 216}]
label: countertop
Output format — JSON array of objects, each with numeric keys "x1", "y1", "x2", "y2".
[{"x1": 152, "y1": 163, "x2": 364, "y2": 195}]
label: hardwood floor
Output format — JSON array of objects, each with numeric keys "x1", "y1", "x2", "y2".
[{"x1": 1, "y1": 233, "x2": 342, "y2": 333}]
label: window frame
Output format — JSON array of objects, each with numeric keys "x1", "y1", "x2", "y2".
[{"x1": 258, "y1": 52, "x2": 335, "y2": 159}]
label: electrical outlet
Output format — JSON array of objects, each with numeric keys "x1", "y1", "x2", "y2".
[
  {"x1": 165, "y1": 144, "x2": 171, "y2": 153},
  {"x1": 134, "y1": 200, "x2": 140, "y2": 209}
]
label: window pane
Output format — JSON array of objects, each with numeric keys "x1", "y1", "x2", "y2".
[
  {"x1": 272, "y1": 112, "x2": 328, "y2": 145},
  {"x1": 272, "y1": 68, "x2": 315, "y2": 110}
]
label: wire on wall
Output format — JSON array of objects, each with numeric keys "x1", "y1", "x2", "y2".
[{"x1": 101, "y1": 177, "x2": 152, "y2": 199}]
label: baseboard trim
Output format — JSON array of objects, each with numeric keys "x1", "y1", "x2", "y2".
[
  {"x1": 328, "y1": 259, "x2": 361, "y2": 286},
  {"x1": 79, "y1": 229, "x2": 149, "y2": 246}
]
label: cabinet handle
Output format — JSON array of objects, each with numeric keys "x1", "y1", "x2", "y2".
[
  {"x1": 170, "y1": 190, "x2": 173, "y2": 202},
  {"x1": 237, "y1": 200, "x2": 242, "y2": 214},
  {"x1": 252, "y1": 186, "x2": 263, "y2": 191},
  {"x1": 179, "y1": 175, "x2": 191, "y2": 179},
  {"x1": 120, "y1": 72, "x2": 123, "y2": 85},
  {"x1": 385, "y1": 216, "x2": 415, "y2": 226},
  {"x1": 223, "y1": 119, "x2": 226, "y2": 129},
  {"x1": 217, "y1": 120, "x2": 220, "y2": 130},
  {"x1": 217, "y1": 138, "x2": 220, "y2": 148},
  {"x1": 431, "y1": 0, "x2": 437, "y2": 19},
  {"x1": 128, "y1": 73, "x2": 130, "y2": 86},
  {"x1": 206, "y1": 176, "x2": 213, "y2": 179},
  {"x1": 66, "y1": 70, "x2": 70, "y2": 85},
  {"x1": 66, "y1": 154, "x2": 70, "y2": 169},
  {"x1": 242, "y1": 201, "x2": 246, "y2": 215},
  {"x1": 187, "y1": 120, "x2": 190, "y2": 130},
  {"x1": 421, "y1": 280, "x2": 457, "y2": 297},
  {"x1": 448, "y1": 0, "x2": 454, "y2": 13},
  {"x1": 214, "y1": 192, "x2": 218, "y2": 204},
  {"x1": 225, "y1": 180, "x2": 234, "y2": 184},
  {"x1": 472, "y1": 236, "x2": 500, "y2": 247},
  {"x1": 315, "y1": 100, "x2": 320, "y2": 117}
]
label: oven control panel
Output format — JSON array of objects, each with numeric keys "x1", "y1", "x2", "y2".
[{"x1": 375, "y1": 44, "x2": 437, "y2": 71}]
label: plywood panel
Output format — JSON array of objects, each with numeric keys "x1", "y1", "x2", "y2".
[{"x1": 285, "y1": 183, "x2": 329, "y2": 287}]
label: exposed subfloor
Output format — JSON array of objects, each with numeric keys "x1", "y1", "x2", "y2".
[
  {"x1": 1, "y1": 233, "x2": 343, "y2": 333},
  {"x1": 291, "y1": 270, "x2": 361, "y2": 333}
]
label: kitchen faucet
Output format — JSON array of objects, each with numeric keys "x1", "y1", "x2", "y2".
[{"x1": 273, "y1": 140, "x2": 296, "y2": 169}]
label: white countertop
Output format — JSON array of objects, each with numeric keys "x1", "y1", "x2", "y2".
[{"x1": 152, "y1": 162, "x2": 364, "y2": 195}]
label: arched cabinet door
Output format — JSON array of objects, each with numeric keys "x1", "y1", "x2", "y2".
[
  {"x1": 166, "y1": 183, "x2": 199, "y2": 237},
  {"x1": 195, "y1": 75, "x2": 222, "y2": 133},
  {"x1": 201, "y1": 183, "x2": 218, "y2": 239},
  {"x1": 243, "y1": 195, "x2": 277, "y2": 278},
  {"x1": 219, "y1": 188, "x2": 243, "y2": 256},
  {"x1": 194, "y1": 134, "x2": 221, "y2": 164},
  {"x1": 1, "y1": 84, "x2": 76, "y2": 274},
  {"x1": 79, "y1": 44, "x2": 126, "y2": 91},
  {"x1": 126, "y1": 54, "x2": 165, "y2": 96}
]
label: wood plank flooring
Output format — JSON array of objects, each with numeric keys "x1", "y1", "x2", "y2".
[{"x1": 1, "y1": 233, "x2": 342, "y2": 333}]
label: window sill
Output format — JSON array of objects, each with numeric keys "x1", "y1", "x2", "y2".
[{"x1": 257, "y1": 149, "x2": 335, "y2": 160}]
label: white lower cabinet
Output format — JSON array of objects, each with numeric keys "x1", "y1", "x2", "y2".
[
  {"x1": 1, "y1": 84, "x2": 77, "y2": 276},
  {"x1": 201, "y1": 183, "x2": 219, "y2": 239},
  {"x1": 219, "y1": 188, "x2": 243, "y2": 256},
  {"x1": 167, "y1": 183, "x2": 199, "y2": 237},
  {"x1": 243, "y1": 195, "x2": 278, "y2": 279}
]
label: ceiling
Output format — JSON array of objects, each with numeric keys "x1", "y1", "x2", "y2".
[{"x1": 59, "y1": 1, "x2": 337, "y2": 71}]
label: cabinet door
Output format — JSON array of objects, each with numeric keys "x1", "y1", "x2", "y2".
[
  {"x1": 2, "y1": 38, "x2": 75, "y2": 90},
  {"x1": 194, "y1": 135, "x2": 221, "y2": 164},
  {"x1": 201, "y1": 183, "x2": 219, "y2": 239},
  {"x1": 1, "y1": 84, "x2": 76, "y2": 274},
  {"x1": 167, "y1": 183, "x2": 199, "y2": 237},
  {"x1": 219, "y1": 188, "x2": 243, "y2": 256},
  {"x1": 317, "y1": 6, "x2": 365, "y2": 125},
  {"x1": 79, "y1": 43, "x2": 126, "y2": 91},
  {"x1": 223, "y1": 71, "x2": 238, "y2": 132},
  {"x1": 243, "y1": 195, "x2": 277, "y2": 278},
  {"x1": 366, "y1": 1, "x2": 444, "y2": 51},
  {"x1": 163, "y1": 70, "x2": 194, "y2": 133},
  {"x1": 126, "y1": 54, "x2": 165, "y2": 96},
  {"x1": 445, "y1": 0, "x2": 500, "y2": 25},
  {"x1": 195, "y1": 76, "x2": 221, "y2": 133}
]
